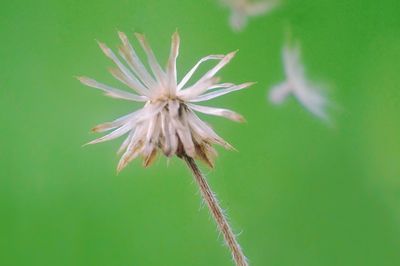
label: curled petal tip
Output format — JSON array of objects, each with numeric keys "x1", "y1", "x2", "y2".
[
  {"x1": 172, "y1": 30, "x2": 180, "y2": 37},
  {"x1": 91, "y1": 125, "x2": 105, "y2": 133},
  {"x1": 236, "y1": 115, "x2": 246, "y2": 123},
  {"x1": 225, "y1": 111, "x2": 245, "y2": 122},
  {"x1": 230, "y1": 49, "x2": 239, "y2": 56},
  {"x1": 77, "y1": 76, "x2": 94, "y2": 87},
  {"x1": 247, "y1": 81, "x2": 257, "y2": 87},
  {"x1": 117, "y1": 161, "x2": 127, "y2": 173},
  {"x1": 116, "y1": 167, "x2": 122, "y2": 174},
  {"x1": 134, "y1": 32, "x2": 145, "y2": 40},
  {"x1": 96, "y1": 40, "x2": 105, "y2": 47},
  {"x1": 118, "y1": 32, "x2": 131, "y2": 44},
  {"x1": 77, "y1": 76, "x2": 90, "y2": 84},
  {"x1": 81, "y1": 142, "x2": 91, "y2": 148},
  {"x1": 118, "y1": 31, "x2": 127, "y2": 39},
  {"x1": 76, "y1": 76, "x2": 85, "y2": 82},
  {"x1": 76, "y1": 76, "x2": 88, "y2": 85},
  {"x1": 223, "y1": 142, "x2": 236, "y2": 151},
  {"x1": 97, "y1": 41, "x2": 111, "y2": 54},
  {"x1": 227, "y1": 51, "x2": 237, "y2": 58},
  {"x1": 240, "y1": 82, "x2": 257, "y2": 90},
  {"x1": 143, "y1": 150, "x2": 158, "y2": 167}
]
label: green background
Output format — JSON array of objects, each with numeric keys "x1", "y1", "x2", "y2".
[{"x1": 1, "y1": 0, "x2": 399, "y2": 265}]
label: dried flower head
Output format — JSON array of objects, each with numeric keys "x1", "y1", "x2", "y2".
[
  {"x1": 79, "y1": 32, "x2": 253, "y2": 172},
  {"x1": 221, "y1": 0, "x2": 278, "y2": 32},
  {"x1": 80, "y1": 32, "x2": 252, "y2": 266},
  {"x1": 269, "y1": 42, "x2": 331, "y2": 121}
]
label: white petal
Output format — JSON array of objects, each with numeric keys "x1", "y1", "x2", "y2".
[
  {"x1": 158, "y1": 111, "x2": 169, "y2": 155},
  {"x1": 190, "y1": 82, "x2": 254, "y2": 102},
  {"x1": 177, "y1": 77, "x2": 220, "y2": 101},
  {"x1": 188, "y1": 103, "x2": 245, "y2": 122},
  {"x1": 134, "y1": 33, "x2": 167, "y2": 86},
  {"x1": 168, "y1": 99, "x2": 179, "y2": 118},
  {"x1": 117, "y1": 131, "x2": 134, "y2": 155},
  {"x1": 177, "y1": 127, "x2": 196, "y2": 157},
  {"x1": 207, "y1": 82, "x2": 236, "y2": 90},
  {"x1": 143, "y1": 115, "x2": 162, "y2": 158},
  {"x1": 117, "y1": 131, "x2": 144, "y2": 172},
  {"x1": 169, "y1": 100, "x2": 195, "y2": 157},
  {"x1": 186, "y1": 111, "x2": 233, "y2": 149},
  {"x1": 167, "y1": 120, "x2": 178, "y2": 156},
  {"x1": 179, "y1": 81, "x2": 235, "y2": 99},
  {"x1": 108, "y1": 67, "x2": 137, "y2": 90},
  {"x1": 117, "y1": 31, "x2": 157, "y2": 89},
  {"x1": 92, "y1": 111, "x2": 140, "y2": 133},
  {"x1": 145, "y1": 116, "x2": 157, "y2": 142},
  {"x1": 178, "y1": 111, "x2": 196, "y2": 157},
  {"x1": 166, "y1": 32, "x2": 180, "y2": 93},
  {"x1": 194, "y1": 51, "x2": 237, "y2": 86},
  {"x1": 92, "y1": 102, "x2": 164, "y2": 136},
  {"x1": 138, "y1": 102, "x2": 166, "y2": 122},
  {"x1": 98, "y1": 42, "x2": 150, "y2": 97},
  {"x1": 85, "y1": 123, "x2": 133, "y2": 145},
  {"x1": 117, "y1": 148, "x2": 141, "y2": 172},
  {"x1": 166, "y1": 102, "x2": 180, "y2": 156},
  {"x1": 78, "y1": 76, "x2": 148, "y2": 102},
  {"x1": 177, "y1": 55, "x2": 225, "y2": 90}
]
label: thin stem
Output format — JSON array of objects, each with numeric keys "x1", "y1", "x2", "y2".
[{"x1": 184, "y1": 156, "x2": 248, "y2": 266}]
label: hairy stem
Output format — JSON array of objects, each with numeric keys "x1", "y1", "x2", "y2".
[{"x1": 184, "y1": 156, "x2": 248, "y2": 266}]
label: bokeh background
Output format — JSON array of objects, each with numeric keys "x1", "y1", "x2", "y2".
[{"x1": 1, "y1": 0, "x2": 399, "y2": 265}]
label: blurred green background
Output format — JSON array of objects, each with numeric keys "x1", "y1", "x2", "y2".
[{"x1": 1, "y1": 0, "x2": 399, "y2": 265}]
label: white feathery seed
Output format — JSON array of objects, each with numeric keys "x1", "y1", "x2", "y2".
[
  {"x1": 79, "y1": 32, "x2": 254, "y2": 172},
  {"x1": 269, "y1": 43, "x2": 331, "y2": 122},
  {"x1": 221, "y1": 0, "x2": 278, "y2": 32}
]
